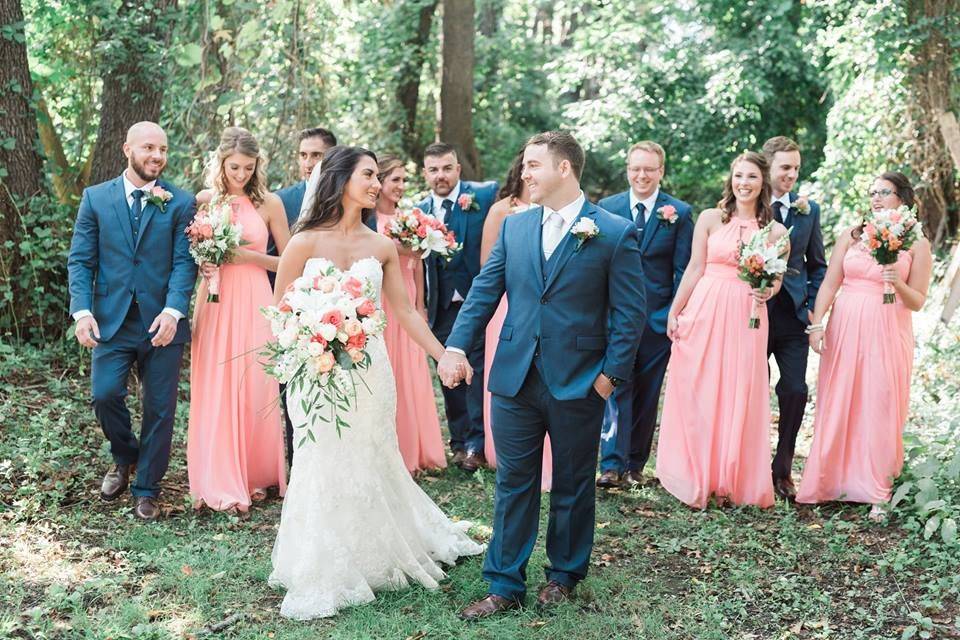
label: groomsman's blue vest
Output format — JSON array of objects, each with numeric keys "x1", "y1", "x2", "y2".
[{"x1": 771, "y1": 193, "x2": 828, "y2": 323}]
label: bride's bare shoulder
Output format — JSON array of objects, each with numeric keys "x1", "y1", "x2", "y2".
[{"x1": 284, "y1": 229, "x2": 326, "y2": 255}]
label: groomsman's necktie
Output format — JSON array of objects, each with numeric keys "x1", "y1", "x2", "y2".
[
  {"x1": 441, "y1": 198, "x2": 453, "y2": 224},
  {"x1": 542, "y1": 211, "x2": 565, "y2": 260},
  {"x1": 635, "y1": 203, "x2": 647, "y2": 232},
  {"x1": 130, "y1": 189, "x2": 144, "y2": 241},
  {"x1": 772, "y1": 201, "x2": 784, "y2": 225}
]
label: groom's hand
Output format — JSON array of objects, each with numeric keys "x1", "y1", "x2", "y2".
[
  {"x1": 438, "y1": 350, "x2": 471, "y2": 388},
  {"x1": 593, "y1": 373, "x2": 614, "y2": 400},
  {"x1": 149, "y1": 312, "x2": 178, "y2": 347},
  {"x1": 74, "y1": 316, "x2": 100, "y2": 348}
]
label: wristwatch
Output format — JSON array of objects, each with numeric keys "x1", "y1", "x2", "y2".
[{"x1": 605, "y1": 374, "x2": 623, "y2": 388}]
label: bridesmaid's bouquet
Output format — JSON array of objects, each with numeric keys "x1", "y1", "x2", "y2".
[
  {"x1": 185, "y1": 196, "x2": 245, "y2": 302},
  {"x1": 384, "y1": 207, "x2": 462, "y2": 260},
  {"x1": 860, "y1": 206, "x2": 920, "y2": 303},
  {"x1": 260, "y1": 264, "x2": 387, "y2": 442},
  {"x1": 737, "y1": 222, "x2": 790, "y2": 329}
]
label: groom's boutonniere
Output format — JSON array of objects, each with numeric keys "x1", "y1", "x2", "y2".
[
  {"x1": 657, "y1": 204, "x2": 678, "y2": 225},
  {"x1": 791, "y1": 195, "x2": 811, "y2": 216},
  {"x1": 457, "y1": 193, "x2": 479, "y2": 211},
  {"x1": 570, "y1": 218, "x2": 599, "y2": 252},
  {"x1": 147, "y1": 186, "x2": 174, "y2": 212}
]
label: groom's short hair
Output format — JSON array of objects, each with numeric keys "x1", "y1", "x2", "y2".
[
  {"x1": 526, "y1": 131, "x2": 585, "y2": 180},
  {"x1": 423, "y1": 142, "x2": 458, "y2": 163},
  {"x1": 299, "y1": 127, "x2": 337, "y2": 147},
  {"x1": 762, "y1": 136, "x2": 800, "y2": 159}
]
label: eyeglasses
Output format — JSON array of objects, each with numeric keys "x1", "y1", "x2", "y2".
[{"x1": 869, "y1": 188, "x2": 895, "y2": 198}]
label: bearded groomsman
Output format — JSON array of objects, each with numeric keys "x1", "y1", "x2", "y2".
[
  {"x1": 595, "y1": 141, "x2": 693, "y2": 488},
  {"x1": 67, "y1": 122, "x2": 197, "y2": 520},
  {"x1": 762, "y1": 136, "x2": 827, "y2": 499},
  {"x1": 418, "y1": 143, "x2": 498, "y2": 472}
]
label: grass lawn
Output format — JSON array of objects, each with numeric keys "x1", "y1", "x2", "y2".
[{"x1": 2, "y1": 328, "x2": 958, "y2": 639}]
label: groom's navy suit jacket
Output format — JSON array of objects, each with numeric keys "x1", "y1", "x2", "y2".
[
  {"x1": 67, "y1": 175, "x2": 197, "y2": 344},
  {"x1": 418, "y1": 180, "x2": 498, "y2": 327},
  {"x1": 598, "y1": 190, "x2": 693, "y2": 335},
  {"x1": 774, "y1": 193, "x2": 828, "y2": 323},
  {"x1": 447, "y1": 200, "x2": 647, "y2": 400}
]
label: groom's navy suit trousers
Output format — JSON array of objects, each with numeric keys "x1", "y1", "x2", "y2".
[
  {"x1": 447, "y1": 200, "x2": 646, "y2": 601},
  {"x1": 67, "y1": 175, "x2": 197, "y2": 497}
]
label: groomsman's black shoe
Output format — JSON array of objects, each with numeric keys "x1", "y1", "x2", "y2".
[
  {"x1": 774, "y1": 476, "x2": 797, "y2": 500},
  {"x1": 459, "y1": 594, "x2": 520, "y2": 620},
  {"x1": 451, "y1": 449, "x2": 467, "y2": 467},
  {"x1": 596, "y1": 470, "x2": 621, "y2": 488},
  {"x1": 460, "y1": 451, "x2": 486, "y2": 473},
  {"x1": 133, "y1": 496, "x2": 160, "y2": 521},
  {"x1": 100, "y1": 464, "x2": 133, "y2": 501},
  {"x1": 623, "y1": 470, "x2": 644, "y2": 487},
  {"x1": 536, "y1": 581, "x2": 574, "y2": 608}
]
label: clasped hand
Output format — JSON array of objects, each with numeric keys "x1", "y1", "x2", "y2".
[{"x1": 436, "y1": 351, "x2": 473, "y2": 388}]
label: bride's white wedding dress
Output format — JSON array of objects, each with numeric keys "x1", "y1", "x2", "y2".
[{"x1": 269, "y1": 256, "x2": 484, "y2": 620}]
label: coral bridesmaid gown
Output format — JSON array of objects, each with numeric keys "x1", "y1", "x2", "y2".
[
  {"x1": 188, "y1": 196, "x2": 286, "y2": 511},
  {"x1": 377, "y1": 213, "x2": 446, "y2": 473},
  {"x1": 797, "y1": 247, "x2": 914, "y2": 505},
  {"x1": 656, "y1": 218, "x2": 775, "y2": 509}
]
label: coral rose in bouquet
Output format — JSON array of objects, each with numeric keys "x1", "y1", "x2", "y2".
[
  {"x1": 384, "y1": 207, "x2": 462, "y2": 260},
  {"x1": 860, "y1": 205, "x2": 920, "y2": 303},
  {"x1": 737, "y1": 222, "x2": 790, "y2": 329},
  {"x1": 184, "y1": 196, "x2": 246, "y2": 302}
]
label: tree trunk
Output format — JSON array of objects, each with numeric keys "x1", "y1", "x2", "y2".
[
  {"x1": 88, "y1": 0, "x2": 176, "y2": 186},
  {"x1": 440, "y1": 0, "x2": 482, "y2": 179},
  {"x1": 396, "y1": 0, "x2": 439, "y2": 162},
  {"x1": 0, "y1": 0, "x2": 44, "y2": 249}
]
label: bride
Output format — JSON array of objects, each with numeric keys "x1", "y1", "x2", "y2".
[{"x1": 269, "y1": 146, "x2": 484, "y2": 620}]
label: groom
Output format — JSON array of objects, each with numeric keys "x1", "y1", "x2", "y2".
[
  {"x1": 438, "y1": 131, "x2": 646, "y2": 617},
  {"x1": 67, "y1": 121, "x2": 197, "y2": 521}
]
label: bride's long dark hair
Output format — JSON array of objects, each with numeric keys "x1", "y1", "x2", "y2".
[{"x1": 295, "y1": 145, "x2": 378, "y2": 233}]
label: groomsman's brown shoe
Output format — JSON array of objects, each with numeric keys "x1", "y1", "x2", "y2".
[
  {"x1": 460, "y1": 451, "x2": 486, "y2": 473},
  {"x1": 100, "y1": 464, "x2": 134, "y2": 501},
  {"x1": 774, "y1": 477, "x2": 797, "y2": 500},
  {"x1": 596, "y1": 470, "x2": 621, "y2": 488},
  {"x1": 459, "y1": 594, "x2": 520, "y2": 620},
  {"x1": 623, "y1": 470, "x2": 644, "y2": 487},
  {"x1": 451, "y1": 450, "x2": 467, "y2": 466},
  {"x1": 536, "y1": 581, "x2": 574, "y2": 607},
  {"x1": 134, "y1": 496, "x2": 160, "y2": 521}
]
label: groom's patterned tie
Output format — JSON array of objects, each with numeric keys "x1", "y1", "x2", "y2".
[
  {"x1": 130, "y1": 189, "x2": 144, "y2": 241},
  {"x1": 634, "y1": 202, "x2": 647, "y2": 232}
]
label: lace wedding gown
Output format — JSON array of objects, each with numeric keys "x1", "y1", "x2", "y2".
[{"x1": 269, "y1": 256, "x2": 484, "y2": 620}]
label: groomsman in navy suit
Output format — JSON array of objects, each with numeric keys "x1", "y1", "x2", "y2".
[
  {"x1": 438, "y1": 131, "x2": 645, "y2": 617},
  {"x1": 270, "y1": 127, "x2": 337, "y2": 465},
  {"x1": 67, "y1": 122, "x2": 197, "y2": 521},
  {"x1": 596, "y1": 141, "x2": 693, "y2": 488},
  {"x1": 418, "y1": 143, "x2": 498, "y2": 472},
  {"x1": 762, "y1": 136, "x2": 827, "y2": 499}
]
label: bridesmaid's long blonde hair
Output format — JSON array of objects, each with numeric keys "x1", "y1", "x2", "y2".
[
  {"x1": 717, "y1": 151, "x2": 773, "y2": 227},
  {"x1": 204, "y1": 126, "x2": 269, "y2": 206}
]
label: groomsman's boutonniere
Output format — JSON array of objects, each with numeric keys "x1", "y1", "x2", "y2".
[
  {"x1": 657, "y1": 204, "x2": 678, "y2": 225},
  {"x1": 791, "y1": 196, "x2": 811, "y2": 216},
  {"x1": 147, "y1": 186, "x2": 174, "y2": 212},
  {"x1": 457, "y1": 193, "x2": 479, "y2": 211},
  {"x1": 570, "y1": 218, "x2": 599, "y2": 252}
]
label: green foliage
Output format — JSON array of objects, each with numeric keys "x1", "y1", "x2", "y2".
[{"x1": 0, "y1": 195, "x2": 76, "y2": 345}]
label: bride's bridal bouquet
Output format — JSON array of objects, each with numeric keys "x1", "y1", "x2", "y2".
[
  {"x1": 737, "y1": 222, "x2": 790, "y2": 329},
  {"x1": 384, "y1": 207, "x2": 462, "y2": 260},
  {"x1": 261, "y1": 264, "x2": 387, "y2": 443},
  {"x1": 185, "y1": 196, "x2": 245, "y2": 302},
  {"x1": 860, "y1": 205, "x2": 920, "y2": 303}
]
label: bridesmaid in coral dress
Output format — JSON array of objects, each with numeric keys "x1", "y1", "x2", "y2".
[
  {"x1": 188, "y1": 127, "x2": 290, "y2": 511},
  {"x1": 798, "y1": 172, "x2": 932, "y2": 518},
  {"x1": 374, "y1": 155, "x2": 446, "y2": 473},
  {"x1": 657, "y1": 152, "x2": 789, "y2": 509},
  {"x1": 481, "y1": 150, "x2": 552, "y2": 491}
]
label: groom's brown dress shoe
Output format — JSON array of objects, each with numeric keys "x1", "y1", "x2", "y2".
[
  {"x1": 459, "y1": 594, "x2": 520, "y2": 620},
  {"x1": 134, "y1": 496, "x2": 160, "y2": 521},
  {"x1": 100, "y1": 464, "x2": 134, "y2": 501},
  {"x1": 460, "y1": 450, "x2": 486, "y2": 473},
  {"x1": 537, "y1": 581, "x2": 574, "y2": 607},
  {"x1": 774, "y1": 476, "x2": 797, "y2": 500},
  {"x1": 596, "y1": 470, "x2": 621, "y2": 488}
]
